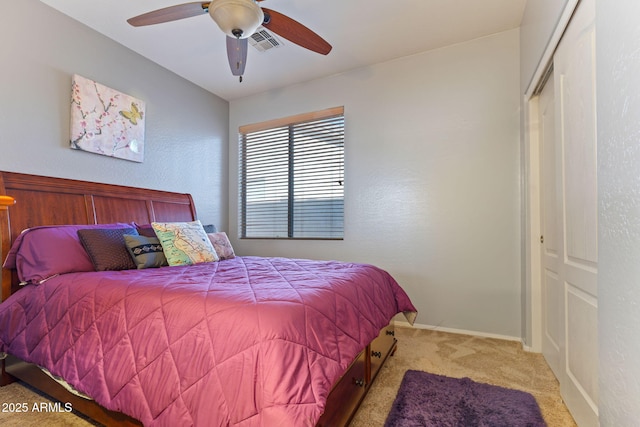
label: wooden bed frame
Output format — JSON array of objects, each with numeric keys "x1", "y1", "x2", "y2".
[{"x1": 0, "y1": 171, "x2": 397, "y2": 426}]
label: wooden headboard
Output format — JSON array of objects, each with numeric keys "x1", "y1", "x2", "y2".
[{"x1": 0, "y1": 171, "x2": 197, "y2": 302}]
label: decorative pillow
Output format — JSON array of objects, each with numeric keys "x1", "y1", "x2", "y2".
[
  {"x1": 207, "y1": 232, "x2": 235, "y2": 260},
  {"x1": 2, "y1": 223, "x2": 134, "y2": 283},
  {"x1": 77, "y1": 228, "x2": 139, "y2": 271},
  {"x1": 123, "y1": 234, "x2": 168, "y2": 269},
  {"x1": 134, "y1": 222, "x2": 157, "y2": 238},
  {"x1": 202, "y1": 224, "x2": 217, "y2": 233},
  {"x1": 151, "y1": 220, "x2": 218, "y2": 266}
]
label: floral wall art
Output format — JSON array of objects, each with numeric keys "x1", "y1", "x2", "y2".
[{"x1": 70, "y1": 74, "x2": 145, "y2": 162}]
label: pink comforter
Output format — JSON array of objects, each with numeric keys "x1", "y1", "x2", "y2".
[{"x1": 0, "y1": 256, "x2": 416, "y2": 426}]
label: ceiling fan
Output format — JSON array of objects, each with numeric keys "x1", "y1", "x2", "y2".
[{"x1": 127, "y1": 0, "x2": 332, "y2": 82}]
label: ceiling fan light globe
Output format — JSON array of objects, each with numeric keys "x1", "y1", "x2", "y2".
[{"x1": 208, "y1": 0, "x2": 264, "y2": 39}]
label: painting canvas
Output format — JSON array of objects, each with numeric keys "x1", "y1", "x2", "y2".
[{"x1": 70, "y1": 74, "x2": 145, "y2": 162}]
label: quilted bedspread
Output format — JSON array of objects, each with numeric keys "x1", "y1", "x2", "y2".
[{"x1": 0, "y1": 256, "x2": 416, "y2": 426}]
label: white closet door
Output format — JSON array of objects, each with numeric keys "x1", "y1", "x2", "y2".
[
  {"x1": 539, "y1": 71, "x2": 563, "y2": 380},
  {"x1": 553, "y1": 0, "x2": 599, "y2": 424}
]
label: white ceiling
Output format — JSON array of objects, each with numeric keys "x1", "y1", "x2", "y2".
[{"x1": 40, "y1": 0, "x2": 526, "y2": 101}]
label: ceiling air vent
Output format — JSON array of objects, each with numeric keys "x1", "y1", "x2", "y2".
[{"x1": 249, "y1": 27, "x2": 283, "y2": 52}]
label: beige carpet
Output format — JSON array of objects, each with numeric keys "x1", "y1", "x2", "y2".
[
  {"x1": 351, "y1": 325, "x2": 577, "y2": 426},
  {"x1": 0, "y1": 326, "x2": 576, "y2": 426},
  {"x1": 0, "y1": 382, "x2": 98, "y2": 427}
]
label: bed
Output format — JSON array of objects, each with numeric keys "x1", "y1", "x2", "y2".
[{"x1": 0, "y1": 171, "x2": 416, "y2": 426}]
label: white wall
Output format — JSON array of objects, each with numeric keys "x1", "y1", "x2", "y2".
[
  {"x1": 230, "y1": 30, "x2": 522, "y2": 338},
  {"x1": 597, "y1": 1, "x2": 640, "y2": 425},
  {"x1": 0, "y1": 0, "x2": 229, "y2": 227}
]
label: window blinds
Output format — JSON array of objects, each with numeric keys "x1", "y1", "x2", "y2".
[{"x1": 239, "y1": 107, "x2": 344, "y2": 239}]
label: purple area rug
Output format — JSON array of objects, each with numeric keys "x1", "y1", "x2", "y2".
[{"x1": 384, "y1": 370, "x2": 547, "y2": 427}]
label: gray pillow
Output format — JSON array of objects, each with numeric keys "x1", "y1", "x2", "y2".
[{"x1": 123, "y1": 234, "x2": 168, "y2": 269}]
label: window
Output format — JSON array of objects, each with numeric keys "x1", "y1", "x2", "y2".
[{"x1": 239, "y1": 107, "x2": 344, "y2": 239}]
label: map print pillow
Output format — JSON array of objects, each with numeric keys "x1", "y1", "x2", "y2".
[{"x1": 151, "y1": 220, "x2": 219, "y2": 266}]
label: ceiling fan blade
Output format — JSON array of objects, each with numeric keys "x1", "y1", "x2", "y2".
[
  {"x1": 226, "y1": 36, "x2": 248, "y2": 78},
  {"x1": 261, "y1": 8, "x2": 332, "y2": 55},
  {"x1": 127, "y1": 2, "x2": 209, "y2": 27}
]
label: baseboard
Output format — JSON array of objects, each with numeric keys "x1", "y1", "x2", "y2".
[
  {"x1": 520, "y1": 342, "x2": 535, "y2": 352},
  {"x1": 394, "y1": 320, "x2": 524, "y2": 344}
]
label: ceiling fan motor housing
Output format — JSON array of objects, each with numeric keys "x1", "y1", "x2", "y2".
[{"x1": 208, "y1": 0, "x2": 264, "y2": 39}]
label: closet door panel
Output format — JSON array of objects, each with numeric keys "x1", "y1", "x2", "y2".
[{"x1": 553, "y1": 0, "x2": 599, "y2": 424}]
